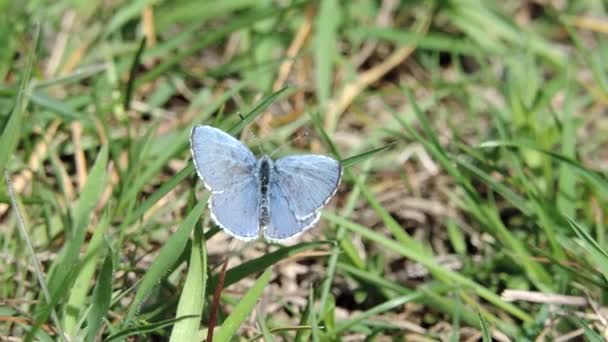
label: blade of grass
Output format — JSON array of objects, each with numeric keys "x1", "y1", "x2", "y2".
[
  {"x1": 169, "y1": 222, "x2": 207, "y2": 341},
  {"x1": 314, "y1": 0, "x2": 338, "y2": 112},
  {"x1": 53, "y1": 144, "x2": 109, "y2": 333},
  {"x1": 207, "y1": 241, "x2": 332, "y2": 291},
  {"x1": 334, "y1": 292, "x2": 423, "y2": 334},
  {"x1": 85, "y1": 253, "x2": 114, "y2": 342},
  {"x1": 105, "y1": 315, "x2": 199, "y2": 342},
  {"x1": 255, "y1": 311, "x2": 274, "y2": 342},
  {"x1": 340, "y1": 143, "x2": 396, "y2": 168},
  {"x1": 566, "y1": 216, "x2": 608, "y2": 283},
  {"x1": 0, "y1": 23, "x2": 37, "y2": 178},
  {"x1": 123, "y1": 200, "x2": 206, "y2": 326},
  {"x1": 213, "y1": 268, "x2": 273, "y2": 341},
  {"x1": 309, "y1": 286, "x2": 319, "y2": 342},
  {"x1": 226, "y1": 86, "x2": 292, "y2": 135},
  {"x1": 577, "y1": 317, "x2": 605, "y2": 342},
  {"x1": 251, "y1": 326, "x2": 313, "y2": 341},
  {"x1": 5, "y1": 171, "x2": 67, "y2": 342},
  {"x1": 123, "y1": 37, "x2": 147, "y2": 111},
  {"x1": 478, "y1": 311, "x2": 492, "y2": 342},
  {"x1": 65, "y1": 213, "x2": 112, "y2": 337}
]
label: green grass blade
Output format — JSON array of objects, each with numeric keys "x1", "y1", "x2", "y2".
[
  {"x1": 123, "y1": 200, "x2": 206, "y2": 326},
  {"x1": 227, "y1": 86, "x2": 291, "y2": 135},
  {"x1": 255, "y1": 312, "x2": 274, "y2": 342},
  {"x1": 123, "y1": 37, "x2": 147, "y2": 111},
  {"x1": 208, "y1": 241, "x2": 332, "y2": 291},
  {"x1": 105, "y1": 315, "x2": 199, "y2": 342},
  {"x1": 340, "y1": 143, "x2": 396, "y2": 168},
  {"x1": 65, "y1": 213, "x2": 111, "y2": 336},
  {"x1": 577, "y1": 317, "x2": 604, "y2": 342},
  {"x1": 50, "y1": 144, "x2": 109, "y2": 332},
  {"x1": 169, "y1": 223, "x2": 207, "y2": 341},
  {"x1": 213, "y1": 268, "x2": 273, "y2": 341},
  {"x1": 29, "y1": 91, "x2": 84, "y2": 120},
  {"x1": 0, "y1": 24, "x2": 37, "y2": 178},
  {"x1": 478, "y1": 311, "x2": 492, "y2": 342},
  {"x1": 103, "y1": 0, "x2": 158, "y2": 37},
  {"x1": 124, "y1": 163, "x2": 194, "y2": 226},
  {"x1": 86, "y1": 253, "x2": 114, "y2": 342},
  {"x1": 566, "y1": 217, "x2": 608, "y2": 283},
  {"x1": 314, "y1": 0, "x2": 339, "y2": 113},
  {"x1": 334, "y1": 292, "x2": 423, "y2": 334}
]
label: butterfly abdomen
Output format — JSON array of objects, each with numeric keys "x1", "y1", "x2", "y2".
[{"x1": 258, "y1": 156, "x2": 272, "y2": 228}]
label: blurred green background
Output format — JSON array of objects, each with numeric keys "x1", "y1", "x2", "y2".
[{"x1": 1, "y1": 0, "x2": 608, "y2": 340}]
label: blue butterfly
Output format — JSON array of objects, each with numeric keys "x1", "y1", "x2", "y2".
[{"x1": 190, "y1": 125, "x2": 342, "y2": 242}]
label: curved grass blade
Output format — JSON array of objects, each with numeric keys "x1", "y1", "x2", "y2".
[
  {"x1": 478, "y1": 311, "x2": 492, "y2": 342},
  {"x1": 125, "y1": 163, "x2": 194, "y2": 226},
  {"x1": 123, "y1": 36, "x2": 147, "y2": 111},
  {"x1": 6, "y1": 171, "x2": 67, "y2": 342},
  {"x1": 169, "y1": 223, "x2": 207, "y2": 341},
  {"x1": 340, "y1": 143, "x2": 396, "y2": 168},
  {"x1": 207, "y1": 241, "x2": 333, "y2": 292},
  {"x1": 213, "y1": 268, "x2": 273, "y2": 341},
  {"x1": 51, "y1": 144, "x2": 109, "y2": 333},
  {"x1": 227, "y1": 86, "x2": 291, "y2": 135},
  {"x1": 334, "y1": 292, "x2": 423, "y2": 334},
  {"x1": 566, "y1": 216, "x2": 608, "y2": 283},
  {"x1": 577, "y1": 317, "x2": 604, "y2": 342},
  {"x1": 0, "y1": 23, "x2": 37, "y2": 178},
  {"x1": 105, "y1": 315, "x2": 199, "y2": 342},
  {"x1": 250, "y1": 326, "x2": 313, "y2": 341},
  {"x1": 123, "y1": 200, "x2": 206, "y2": 326},
  {"x1": 86, "y1": 254, "x2": 114, "y2": 342}
]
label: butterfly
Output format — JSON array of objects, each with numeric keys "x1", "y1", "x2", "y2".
[{"x1": 190, "y1": 125, "x2": 342, "y2": 243}]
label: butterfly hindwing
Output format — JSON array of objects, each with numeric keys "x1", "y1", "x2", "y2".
[
  {"x1": 264, "y1": 178, "x2": 320, "y2": 242},
  {"x1": 273, "y1": 155, "x2": 341, "y2": 220},
  {"x1": 209, "y1": 177, "x2": 260, "y2": 240}
]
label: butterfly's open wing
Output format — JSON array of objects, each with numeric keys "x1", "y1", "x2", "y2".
[
  {"x1": 190, "y1": 125, "x2": 260, "y2": 240},
  {"x1": 190, "y1": 125, "x2": 257, "y2": 191},
  {"x1": 209, "y1": 177, "x2": 260, "y2": 240},
  {"x1": 264, "y1": 179, "x2": 320, "y2": 242},
  {"x1": 273, "y1": 155, "x2": 341, "y2": 220}
]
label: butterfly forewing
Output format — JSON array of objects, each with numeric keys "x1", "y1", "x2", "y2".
[
  {"x1": 190, "y1": 125, "x2": 257, "y2": 191},
  {"x1": 273, "y1": 155, "x2": 341, "y2": 220}
]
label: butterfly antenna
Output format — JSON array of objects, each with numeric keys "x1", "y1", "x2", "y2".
[
  {"x1": 269, "y1": 129, "x2": 310, "y2": 158},
  {"x1": 238, "y1": 112, "x2": 266, "y2": 155}
]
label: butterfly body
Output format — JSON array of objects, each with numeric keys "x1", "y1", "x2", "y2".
[
  {"x1": 257, "y1": 155, "x2": 272, "y2": 231},
  {"x1": 190, "y1": 125, "x2": 341, "y2": 243}
]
